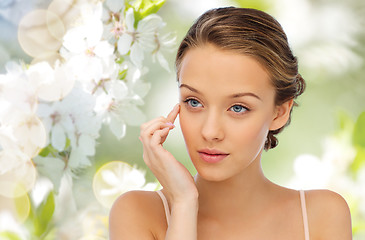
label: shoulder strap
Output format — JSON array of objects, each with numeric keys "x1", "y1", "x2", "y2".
[
  {"x1": 156, "y1": 190, "x2": 170, "y2": 226},
  {"x1": 300, "y1": 190, "x2": 310, "y2": 240}
]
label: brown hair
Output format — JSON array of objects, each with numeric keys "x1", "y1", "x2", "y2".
[{"x1": 175, "y1": 7, "x2": 305, "y2": 150}]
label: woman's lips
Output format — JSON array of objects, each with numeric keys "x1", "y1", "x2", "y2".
[{"x1": 198, "y1": 149, "x2": 229, "y2": 163}]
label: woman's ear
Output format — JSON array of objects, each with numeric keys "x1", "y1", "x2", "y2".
[{"x1": 269, "y1": 99, "x2": 294, "y2": 131}]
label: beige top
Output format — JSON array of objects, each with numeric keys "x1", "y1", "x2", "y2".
[{"x1": 156, "y1": 190, "x2": 310, "y2": 240}]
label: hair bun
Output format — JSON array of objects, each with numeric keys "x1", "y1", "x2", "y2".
[{"x1": 295, "y1": 73, "x2": 306, "y2": 98}]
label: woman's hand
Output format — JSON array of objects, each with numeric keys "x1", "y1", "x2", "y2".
[{"x1": 139, "y1": 104, "x2": 198, "y2": 203}]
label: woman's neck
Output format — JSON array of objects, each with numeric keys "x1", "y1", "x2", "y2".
[{"x1": 195, "y1": 158, "x2": 277, "y2": 222}]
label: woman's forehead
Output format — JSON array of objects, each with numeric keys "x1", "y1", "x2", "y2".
[{"x1": 179, "y1": 45, "x2": 273, "y2": 92}]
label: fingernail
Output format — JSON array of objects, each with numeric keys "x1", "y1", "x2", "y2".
[{"x1": 166, "y1": 122, "x2": 175, "y2": 127}]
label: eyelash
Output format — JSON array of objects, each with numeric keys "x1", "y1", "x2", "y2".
[
  {"x1": 183, "y1": 98, "x2": 250, "y2": 114},
  {"x1": 183, "y1": 98, "x2": 202, "y2": 108},
  {"x1": 229, "y1": 104, "x2": 250, "y2": 114}
]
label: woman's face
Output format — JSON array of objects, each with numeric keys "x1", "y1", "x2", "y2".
[{"x1": 178, "y1": 44, "x2": 281, "y2": 181}]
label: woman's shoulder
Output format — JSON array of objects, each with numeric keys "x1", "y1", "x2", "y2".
[
  {"x1": 304, "y1": 189, "x2": 352, "y2": 239},
  {"x1": 109, "y1": 190, "x2": 167, "y2": 239},
  {"x1": 304, "y1": 189, "x2": 350, "y2": 218},
  {"x1": 110, "y1": 189, "x2": 165, "y2": 221},
  {"x1": 111, "y1": 189, "x2": 160, "y2": 209}
]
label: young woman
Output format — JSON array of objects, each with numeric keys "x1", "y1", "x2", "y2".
[{"x1": 109, "y1": 7, "x2": 352, "y2": 240}]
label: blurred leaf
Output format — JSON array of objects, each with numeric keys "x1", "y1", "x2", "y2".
[
  {"x1": 38, "y1": 144, "x2": 58, "y2": 158},
  {"x1": 116, "y1": 56, "x2": 125, "y2": 64},
  {"x1": 337, "y1": 110, "x2": 354, "y2": 132},
  {"x1": 25, "y1": 191, "x2": 55, "y2": 238},
  {"x1": 0, "y1": 231, "x2": 22, "y2": 240},
  {"x1": 350, "y1": 111, "x2": 365, "y2": 176},
  {"x1": 38, "y1": 147, "x2": 50, "y2": 157},
  {"x1": 39, "y1": 139, "x2": 71, "y2": 158},
  {"x1": 350, "y1": 146, "x2": 365, "y2": 176},
  {"x1": 353, "y1": 111, "x2": 365, "y2": 148},
  {"x1": 133, "y1": 0, "x2": 166, "y2": 25},
  {"x1": 35, "y1": 191, "x2": 55, "y2": 234},
  {"x1": 65, "y1": 138, "x2": 71, "y2": 149},
  {"x1": 118, "y1": 68, "x2": 128, "y2": 80}
]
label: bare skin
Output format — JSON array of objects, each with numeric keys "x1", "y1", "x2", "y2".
[{"x1": 109, "y1": 44, "x2": 352, "y2": 240}]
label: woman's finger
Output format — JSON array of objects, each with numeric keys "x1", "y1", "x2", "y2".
[
  {"x1": 140, "y1": 104, "x2": 179, "y2": 138},
  {"x1": 140, "y1": 116, "x2": 166, "y2": 132},
  {"x1": 166, "y1": 104, "x2": 180, "y2": 124},
  {"x1": 150, "y1": 127, "x2": 170, "y2": 146},
  {"x1": 140, "y1": 120, "x2": 174, "y2": 140}
]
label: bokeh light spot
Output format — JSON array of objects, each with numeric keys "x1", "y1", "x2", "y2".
[
  {"x1": 0, "y1": 156, "x2": 37, "y2": 198},
  {"x1": 48, "y1": 0, "x2": 84, "y2": 31},
  {"x1": 0, "y1": 193, "x2": 30, "y2": 224},
  {"x1": 13, "y1": 115, "x2": 47, "y2": 158},
  {"x1": 18, "y1": 9, "x2": 64, "y2": 60},
  {"x1": 93, "y1": 161, "x2": 143, "y2": 209},
  {"x1": 37, "y1": 63, "x2": 75, "y2": 102},
  {"x1": 13, "y1": 193, "x2": 31, "y2": 223}
]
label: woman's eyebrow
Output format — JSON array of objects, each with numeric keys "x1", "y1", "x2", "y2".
[
  {"x1": 179, "y1": 83, "x2": 201, "y2": 94},
  {"x1": 180, "y1": 83, "x2": 261, "y2": 101},
  {"x1": 229, "y1": 92, "x2": 262, "y2": 101}
]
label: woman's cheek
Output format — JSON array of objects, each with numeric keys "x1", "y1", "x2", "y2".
[
  {"x1": 179, "y1": 108, "x2": 190, "y2": 138},
  {"x1": 232, "y1": 117, "x2": 268, "y2": 147},
  {"x1": 179, "y1": 108, "x2": 200, "y2": 142},
  {"x1": 247, "y1": 120, "x2": 270, "y2": 150}
]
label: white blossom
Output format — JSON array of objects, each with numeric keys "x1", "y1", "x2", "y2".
[
  {"x1": 151, "y1": 32, "x2": 176, "y2": 72},
  {"x1": 0, "y1": 62, "x2": 38, "y2": 119},
  {"x1": 289, "y1": 154, "x2": 333, "y2": 189},
  {"x1": 61, "y1": 5, "x2": 115, "y2": 84},
  {"x1": 105, "y1": 0, "x2": 124, "y2": 13},
  {"x1": 117, "y1": 8, "x2": 165, "y2": 68},
  {"x1": 0, "y1": 149, "x2": 36, "y2": 198},
  {"x1": 289, "y1": 130, "x2": 357, "y2": 191},
  {"x1": 0, "y1": 62, "x2": 48, "y2": 158},
  {"x1": 102, "y1": 0, "x2": 124, "y2": 23},
  {"x1": 29, "y1": 61, "x2": 75, "y2": 101},
  {"x1": 94, "y1": 81, "x2": 128, "y2": 139},
  {"x1": 92, "y1": 61, "x2": 149, "y2": 139},
  {"x1": 93, "y1": 161, "x2": 157, "y2": 208},
  {"x1": 37, "y1": 86, "x2": 102, "y2": 169}
]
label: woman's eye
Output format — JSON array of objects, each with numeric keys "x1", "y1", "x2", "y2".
[
  {"x1": 230, "y1": 105, "x2": 248, "y2": 113},
  {"x1": 186, "y1": 99, "x2": 202, "y2": 108}
]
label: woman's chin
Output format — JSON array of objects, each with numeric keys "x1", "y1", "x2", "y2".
[{"x1": 194, "y1": 169, "x2": 230, "y2": 183}]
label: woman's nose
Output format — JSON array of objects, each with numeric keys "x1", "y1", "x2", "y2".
[{"x1": 201, "y1": 111, "x2": 224, "y2": 142}]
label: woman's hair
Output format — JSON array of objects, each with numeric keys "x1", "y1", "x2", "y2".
[{"x1": 175, "y1": 7, "x2": 305, "y2": 150}]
